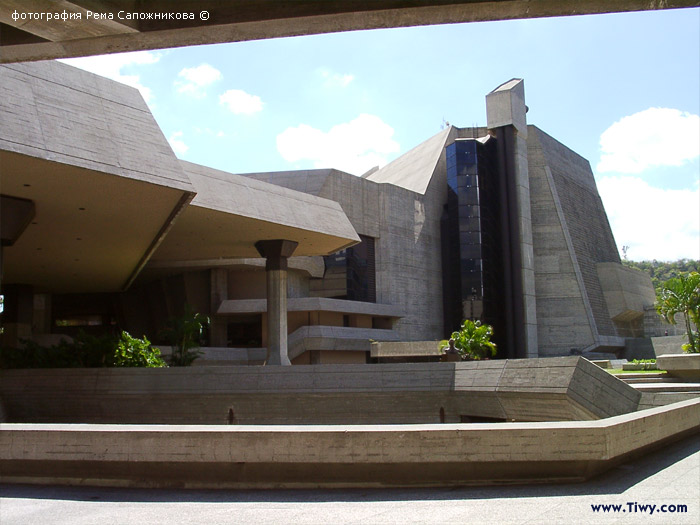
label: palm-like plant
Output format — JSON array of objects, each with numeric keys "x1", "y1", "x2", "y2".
[
  {"x1": 160, "y1": 304, "x2": 210, "y2": 366},
  {"x1": 656, "y1": 271, "x2": 700, "y2": 353},
  {"x1": 440, "y1": 319, "x2": 497, "y2": 360}
]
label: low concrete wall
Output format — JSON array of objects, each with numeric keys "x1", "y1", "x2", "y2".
[
  {"x1": 657, "y1": 353, "x2": 700, "y2": 380},
  {"x1": 1, "y1": 399, "x2": 697, "y2": 488},
  {"x1": 652, "y1": 335, "x2": 688, "y2": 356},
  {"x1": 0, "y1": 358, "x2": 640, "y2": 424}
]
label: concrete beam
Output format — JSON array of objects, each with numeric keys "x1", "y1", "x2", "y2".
[
  {"x1": 1, "y1": 1, "x2": 697, "y2": 62},
  {"x1": 0, "y1": 0, "x2": 138, "y2": 41}
]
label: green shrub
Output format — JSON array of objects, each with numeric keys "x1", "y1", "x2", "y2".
[
  {"x1": 111, "y1": 332, "x2": 167, "y2": 368},
  {"x1": 681, "y1": 331, "x2": 700, "y2": 353},
  {"x1": 0, "y1": 331, "x2": 167, "y2": 369},
  {"x1": 440, "y1": 319, "x2": 497, "y2": 360}
]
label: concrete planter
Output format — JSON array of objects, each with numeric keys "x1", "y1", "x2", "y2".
[{"x1": 622, "y1": 362, "x2": 658, "y2": 371}]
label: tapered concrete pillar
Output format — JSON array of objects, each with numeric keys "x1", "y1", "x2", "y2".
[
  {"x1": 486, "y1": 79, "x2": 538, "y2": 359},
  {"x1": 255, "y1": 240, "x2": 298, "y2": 366}
]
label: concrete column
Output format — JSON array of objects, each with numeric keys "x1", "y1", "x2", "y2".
[
  {"x1": 209, "y1": 268, "x2": 228, "y2": 347},
  {"x1": 255, "y1": 240, "x2": 298, "y2": 366}
]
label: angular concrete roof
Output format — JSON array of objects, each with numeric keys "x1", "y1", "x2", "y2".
[
  {"x1": 149, "y1": 161, "x2": 360, "y2": 261},
  {"x1": 366, "y1": 126, "x2": 451, "y2": 195},
  {"x1": 240, "y1": 169, "x2": 336, "y2": 197},
  {"x1": 0, "y1": 61, "x2": 193, "y2": 192}
]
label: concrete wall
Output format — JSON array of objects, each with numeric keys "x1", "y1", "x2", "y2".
[
  {"x1": 2, "y1": 399, "x2": 697, "y2": 488},
  {"x1": 527, "y1": 126, "x2": 651, "y2": 355},
  {"x1": 247, "y1": 161, "x2": 449, "y2": 342},
  {"x1": 597, "y1": 262, "x2": 655, "y2": 336},
  {"x1": 319, "y1": 171, "x2": 447, "y2": 341},
  {"x1": 0, "y1": 357, "x2": 640, "y2": 425},
  {"x1": 652, "y1": 335, "x2": 690, "y2": 356},
  {"x1": 528, "y1": 128, "x2": 596, "y2": 356}
]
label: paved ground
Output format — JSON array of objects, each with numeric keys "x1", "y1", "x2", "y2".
[{"x1": 1, "y1": 434, "x2": 698, "y2": 525}]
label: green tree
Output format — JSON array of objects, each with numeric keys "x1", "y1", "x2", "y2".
[
  {"x1": 624, "y1": 259, "x2": 699, "y2": 294},
  {"x1": 160, "y1": 304, "x2": 210, "y2": 366},
  {"x1": 440, "y1": 319, "x2": 497, "y2": 360},
  {"x1": 656, "y1": 272, "x2": 700, "y2": 353}
]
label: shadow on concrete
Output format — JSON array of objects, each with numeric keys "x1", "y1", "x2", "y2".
[{"x1": 2, "y1": 433, "x2": 697, "y2": 504}]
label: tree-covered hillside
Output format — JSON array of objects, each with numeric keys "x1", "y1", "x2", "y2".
[{"x1": 623, "y1": 259, "x2": 700, "y2": 294}]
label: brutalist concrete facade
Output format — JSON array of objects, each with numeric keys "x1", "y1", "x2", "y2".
[
  {"x1": 1, "y1": 62, "x2": 655, "y2": 361},
  {"x1": 243, "y1": 81, "x2": 655, "y2": 359}
]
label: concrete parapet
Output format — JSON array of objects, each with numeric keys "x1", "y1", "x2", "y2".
[
  {"x1": 0, "y1": 357, "x2": 640, "y2": 425},
  {"x1": 1, "y1": 399, "x2": 697, "y2": 488}
]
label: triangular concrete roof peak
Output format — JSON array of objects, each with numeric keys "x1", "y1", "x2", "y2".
[{"x1": 365, "y1": 126, "x2": 452, "y2": 195}]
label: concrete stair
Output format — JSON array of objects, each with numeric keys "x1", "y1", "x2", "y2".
[{"x1": 616, "y1": 373, "x2": 682, "y2": 384}]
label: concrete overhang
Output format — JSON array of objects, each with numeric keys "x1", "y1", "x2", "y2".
[
  {"x1": 149, "y1": 161, "x2": 360, "y2": 262},
  {"x1": 1, "y1": 1, "x2": 697, "y2": 63},
  {"x1": 1, "y1": 150, "x2": 192, "y2": 293}
]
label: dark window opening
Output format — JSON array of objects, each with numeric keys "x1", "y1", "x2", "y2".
[{"x1": 227, "y1": 314, "x2": 262, "y2": 347}]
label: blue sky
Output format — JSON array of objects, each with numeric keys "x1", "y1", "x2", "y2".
[{"x1": 62, "y1": 7, "x2": 699, "y2": 262}]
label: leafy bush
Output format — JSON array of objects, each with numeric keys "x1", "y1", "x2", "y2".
[
  {"x1": 440, "y1": 319, "x2": 497, "y2": 360},
  {"x1": 0, "y1": 331, "x2": 167, "y2": 369},
  {"x1": 111, "y1": 332, "x2": 167, "y2": 367}
]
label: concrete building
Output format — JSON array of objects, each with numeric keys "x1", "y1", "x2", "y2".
[{"x1": 0, "y1": 61, "x2": 656, "y2": 364}]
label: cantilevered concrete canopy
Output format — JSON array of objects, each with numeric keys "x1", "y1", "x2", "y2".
[
  {"x1": 0, "y1": 151, "x2": 191, "y2": 293},
  {"x1": 1, "y1": 1, "x2": 697, "y2": 63},
  {"x1": 0, "y1": 61, "x2": 359, "y2": 293},
  {"x1": 0, "y1": 61, "x2": 194, "y2": 293},
  {"x1": 149, "y1": 161, "x2": 360, "y2": 262}
]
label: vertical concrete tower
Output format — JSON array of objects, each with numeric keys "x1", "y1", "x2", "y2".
[{"x1": 486, "y1": 79, "x2": 538, "y2": 358}]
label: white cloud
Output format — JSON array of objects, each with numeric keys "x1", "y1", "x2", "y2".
[
  {"x1": 320, "y1": 69, "x2": 354, "y2": 88},
  {"x1": 276, "y1": 113, "x2": 400, "y2": 175},
  {"x1": 597, "y1": 175, "x2": 699, "y2": 261},
  {"x1": 597, "y1": 108, "x2": 700, "y2": 174},
  {"x1": 175, "y1": 63, "x2": 222, "y2": 97},
  {"x1": 60, "y1": 51, "x2": 161, "y2": 102},
  {"x1": 219, "y1": 89, "x2": 263, "y2": 115},
  {"x1": 168, "y1": 131, "x2": 189, "y2": 156}
]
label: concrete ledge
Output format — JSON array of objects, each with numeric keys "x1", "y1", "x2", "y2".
[
  {"x1": 657, "y1": 353, "x2": 700, "y2": 380},
  {"x1": 1, "y1": 399, "x2": 697, "y2": 488},
  {"x1": 287, "y1": 326, "x2": 400, "y2": 359},
  {"x1": 370, "y1": 341, "x2": 442, "y2": 358},
  {"x1": 219, "y1": 297, "x2": 405, "y2": 317}
]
